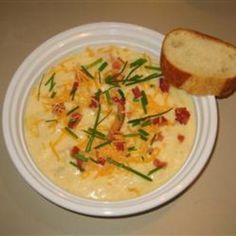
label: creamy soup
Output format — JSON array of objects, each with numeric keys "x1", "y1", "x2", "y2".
[{"x1": 24, "y1": 46, "x2": 196, "y2": 201}]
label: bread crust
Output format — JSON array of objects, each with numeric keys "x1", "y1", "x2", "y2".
[
  {"x1": 220, "y1": 78, "x2": 236, "y2": 97},
  {"x1": 160, "y1": 52, "x2": 190, "y2": 87},
  {"x1": 160, "y1": 28, "x2": 236, "y2": 98}
]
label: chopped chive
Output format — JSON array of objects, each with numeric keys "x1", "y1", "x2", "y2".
[
  {"x1": 140, "y1": 90, "x2": 148, "y2": 114},
  {"x1": 44, "y1": 73, "x2": 56, "y2": 93},
  {"x1": 130, "y1": 58, "x2": 147, "y2": 68},
  {"x1": 44, "y1": 73, "x2": 56, "y2": 94},
  {"x1": 128, "y1": 146, "x2": 137, "y2": 152},
  {"x1": 123, "y1": 58, "x2": 147, "y2": 82},
  {"x1": 85, "y1": 104, "x2": 101, "y2": 152},
  {"x1": 94, "y1": 140, "x2": 112, "y2": 149},
  {"x1": 128, "y1": 120, "x2": 141, "y2": 127},
  {"x1": 98, "y1": 71, "x2": 101, "y2": 83},
  {"x1": 132, "y1": 98, "x2": 139, "y2": 103},
  {"x1": 37, "y1": 75, "x2": 44, "y2": 101},
  {"x1": 81, "y1": 65, "x2": 94, "y2": 79},
  {"x1": 138, "y1": 128, "x2": 149, "y2": 141},
  {"x1": 144, "y1": 65, "x2": 161, "y2": 71},
  {"x1": 70, "y1": 154, "x2": 98, "y2": 170},
  {"x1": 69, "y1": 81, "x2": 79, "y2": 101},
  {"x1": 107, "y1": 157, "x2": 152, "y2": 182},
  {"x1": 97, "y1": 110, "x2": 112, "y2": 126},
  {"x1": 140, "y1": 135, "x2": 148, "y2": 141},
  {"x1": 83, "y1": 129, "x2": 108, "y2": 141},
  {"x1": 98, "y1": 61, "x2": 108, "y2": 72},
  {"x1": 45, "y1": 119, "x2": 58, "y2": 123},
  {"x1": 150, "y1": 134, "x2": 157, "y2": 145},
  {"x1": 138, "y1": 129, "x2": 149, "y2": 137},
  {"x1": 141, "y1": 91, "x2": 148, "y2": 104},
  {"x1": 50, "y1": 91, "x2": 56, "y2": 98},
  {"x1": 104, "y1": 62, "x2": 128, "y2": 85},
  {"x1": 69, "y1": 161, "x2": 77, "y2": 167},
  {"x1": 95, "y1": 89, "x2": 102, "y2": 99},
  {"x1": 86, "y1": 57, "x2": 103, "y2": 69},
  {"x1": 90, "y1": 157, "x2": 99, "y2": 164},
  {"x1": 44, "y1": 73, "x2": 55, "y2": 86},
  {"x1": 66, "y1": 105, "x2": 79, "y2": 116},
  {"x1": 123, "y1": 133, "x2": 139, "y2": 138},
  {"x1": 120, "y1": 61, "x2": 128, "y2": 74},
  {"x1": 128, "y1": 74, "x2": 143, "y2": 82},
  {"x1": 104, "y1": 75, "x2": 116, "y2": 85},
  {"x1": 147, "y1": 166, "x2": 163, "y2": 176},
  {"x1": 49, "y1": 81, "x2": 56, "y2": 92},
  {"x1": 104, "y1": 75, "x2": 121, "y2": 86},
  {"x1": 141, "y1": 119, "x2": 152, "y2": 127},
  {"x1": 125, "y1": 73, "x2": 162, "y2": 86},
  {"x1": 105, "y1": 90, "x2": 112, "y2": 105},
  {"x1": 123, "y1": 66, "x2": 137, "y2": 82},
  {"x1": 117, "y1": 88, "x2": 125, "y2": 100},
  {"x1": 124, "y1": 67, "x2": 144, "y2": 83},
  {"x1": 88, "y1": 128, "x2": 106, "y2": 138},
  {"x1": 70, "y1": 89, "x2": 76, "y2": 101},
  {"x1": 74, "y1": 153, "x2": 89, "y2": 162},
  {"x1": 128, "y1": 108, "x2": 173, "y2": 126},
  {"x1": 64, "y1": 127, "x2": 78, "y2": 139},
  {"x1": 74, "y1": 153, "x2": 99, "y2": 164},
  {"x1": 114, "y1": 61, "x2": 128, "y2": 78},
  {"x1": 102, "y1": 86, "x2": 117, "y2": 94},
  {"x1": 69, "y1": 161, "x2": 84, "y2": 172}
]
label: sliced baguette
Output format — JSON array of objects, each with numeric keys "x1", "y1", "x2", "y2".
[{"x1": 160, "y1": 28, "x2": 236, "y2": 97}]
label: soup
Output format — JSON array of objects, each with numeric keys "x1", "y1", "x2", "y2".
[{"x1": 24, "y1": 46, "x2": 196, "y2": 201}]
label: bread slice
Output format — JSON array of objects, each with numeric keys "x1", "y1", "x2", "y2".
[{"x1": 160, "y1": 28, "x2": 236, "y2": 97}]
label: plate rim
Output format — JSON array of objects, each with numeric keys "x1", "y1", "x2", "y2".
[{"x1": 2, "y1": 22, "x2": 218, "y2": 217}]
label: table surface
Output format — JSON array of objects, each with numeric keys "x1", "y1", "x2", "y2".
[{"x1": 0, "y1": 1, "x2": 236, "y2": 235}]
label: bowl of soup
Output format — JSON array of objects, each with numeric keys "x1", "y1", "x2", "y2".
[{"x1": 2, "y1": 22, "x2": 217, "y2": 217}]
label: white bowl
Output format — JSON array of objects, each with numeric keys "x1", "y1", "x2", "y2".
[{"x1": 2, "y1": 22, "x2": 217, "y2": 217}]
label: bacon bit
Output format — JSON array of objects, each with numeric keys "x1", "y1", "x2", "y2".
[
  {"x1": 70, "y1": 146, "x2": 84, "y2": 170},
  {"x1": 114, "y1": 142, "x2": 125, "y2": 151},
  {"x1": 112, "y1": 96, "x2": 120, "y2": 103},
  {"x1": 152, "y1": 116, "x2": 168, "y2": 126},
  {"x1": 97, "y1": 157, "x2": 106, "y2": 166},
  {"x1": 76, "y1": 159, "x2": 84, "y2": 171},
  {"x1": 89, "y1": 95, "x2": 100, "y2": 108},
  {"x1": 89, "y1": 98, "x2": 98, "y2": 108},
  {"x1": 156, "y1": 131, "x2": 164, "y2": 141},
  {"x1": 175, "y1": 107, "x2": 191, "y2": 125},
  {"x1": 132, "y1": 86, "x2": 142, "y2": 99},
  {"x1": 108, "y1": 97, "x2": 126, "y2": 140},
  {"x1": 159, "y1": 78, "x2": 170, "y2": 92},
  {"x1": 68, "y1": 112, "x2": 82, "y2": 129},
  {"x1": 52, "y1": 102, "x2": 65, "y2": 116},
  {"x1": 72, "y1": 81, "x2": 79, "y2": 91},
  {"x1": 71, "y1": 112, "x2": 81, "y2": 120},
  {"x1": 112, "y1": 59, "x2": 122, "y2": 70},
  {"x1": 70, "y1": 146, "x2": 80, "y2": 157},
  {"x1": 177, "y1": 134, "x2": 185, "y2": 143},
  {"x1": 153, "y1": 158, "x2": 167, "y2": 168},
  {"x1": 112, "y1": 96, "x2": 125, "y2": 105}
]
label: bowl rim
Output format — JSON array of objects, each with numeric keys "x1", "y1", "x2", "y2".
[{"x1": 2, "y1": 22, "x2": 218, "y2": 217}]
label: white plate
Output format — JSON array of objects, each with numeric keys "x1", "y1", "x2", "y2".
[{"x1": 2, "y1": 22, "x2": 217, "y2": 217}]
